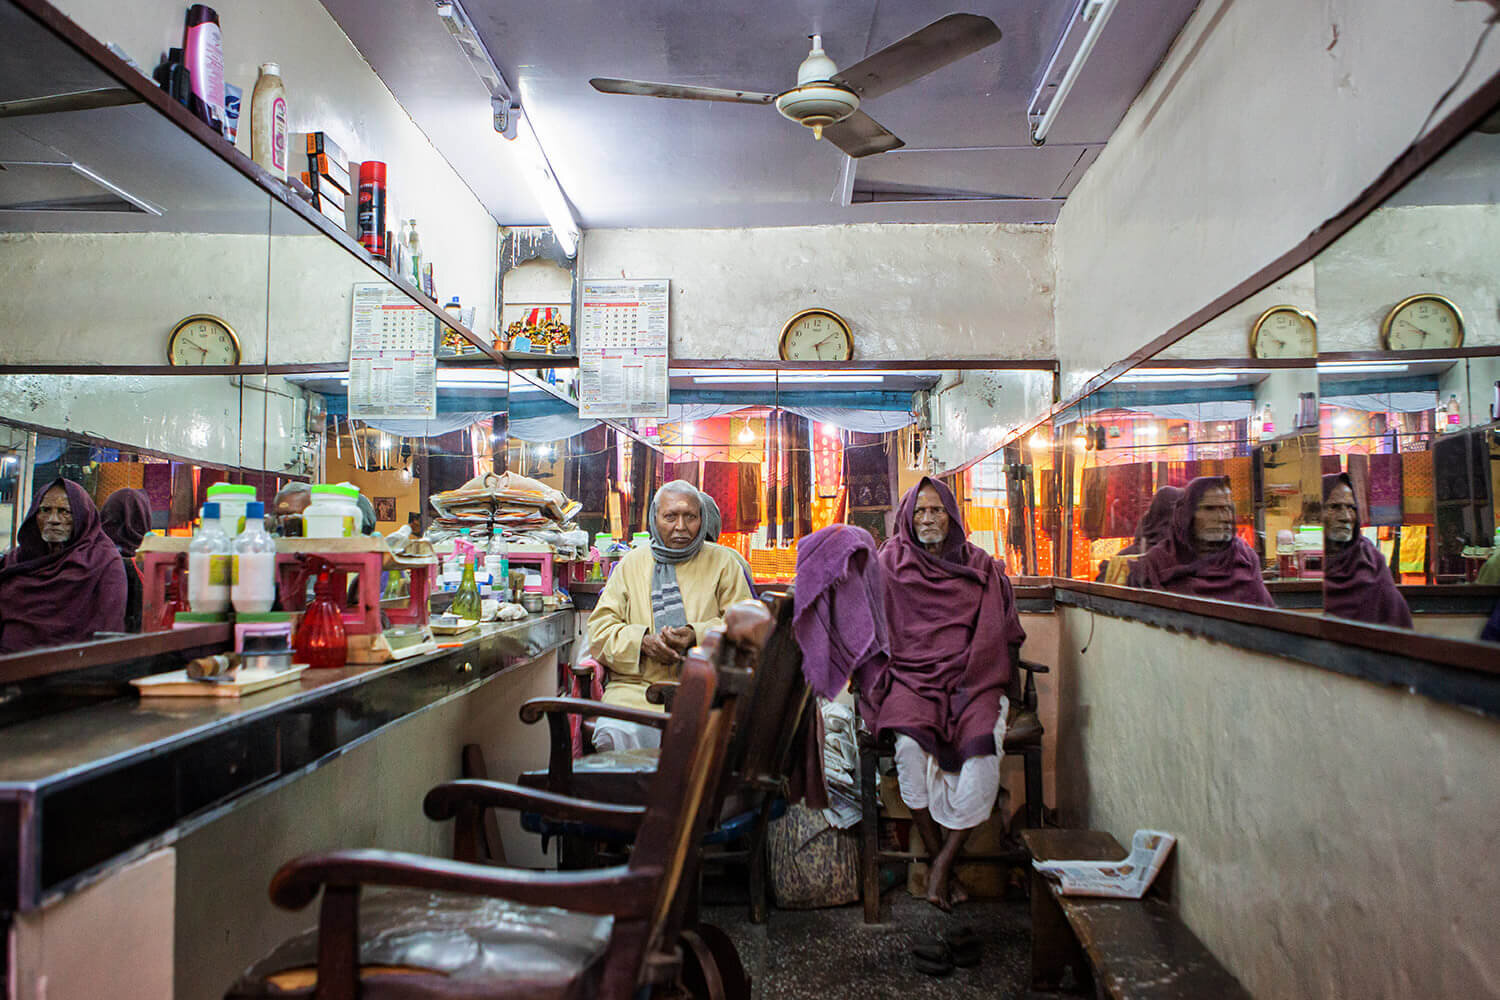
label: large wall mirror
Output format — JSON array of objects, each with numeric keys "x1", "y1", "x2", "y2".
[
  {"x1": 0, "y1": 0, "x2": 478, "y2": 664},
  {"x1": 1314, "y1": 125, "x2": 1500, "y2": 643}
]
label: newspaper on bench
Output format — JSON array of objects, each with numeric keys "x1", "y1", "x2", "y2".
[{"x1": 1032, "y1": 829, "x2": 1176, "y2": 899}]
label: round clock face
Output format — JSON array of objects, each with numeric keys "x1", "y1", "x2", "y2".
[
  {"x1": 168, "y1": 315, "x2": 241, "y2": 365},
  {"x1": 779, "y1": 309, "x2": 852, "y2": 361},
  {"x1": 1250, "y1": 306, "x2": 1316, "y2": 358},
  {"x1": 1382, "y1": 295, "x2": 1464, "y2": 351}
]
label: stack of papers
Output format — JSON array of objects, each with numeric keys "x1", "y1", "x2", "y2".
[
  {"x1": 430, "y1": 472, "x2": 582, "y2": 532},
  {"x1": 819, "y1": 701, "x2": 862, "y2": 829}
]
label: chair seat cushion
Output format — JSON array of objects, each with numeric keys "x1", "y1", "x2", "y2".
[
  {"x1": 518, "y1": 748, "x2": 661, "y2": 805},
  {"x1": 1003, "y1": 709, "x2": 1043, "y2": 750},
  {"x1": 225, "y1": 888, "x2": 612, "y2": 1000}
]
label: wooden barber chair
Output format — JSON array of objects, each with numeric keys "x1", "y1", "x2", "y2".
[
  {"x1": 509, "y1": 590, "x2": 810, "y2": 925},
  {"x1": 224, "y1": 609, "x2": 768, "y2": 1000}
]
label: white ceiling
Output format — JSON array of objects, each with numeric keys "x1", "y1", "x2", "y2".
[{"x1": 320, "y1": 0, "x2": 1202, "y2": 230}]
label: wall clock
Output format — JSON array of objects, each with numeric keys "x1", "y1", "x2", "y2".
[
  {"x1": 778, "y1": 308, "x2": 853, "y2": 361},
  {"x1": 168, "y1": 314, "x2": 241, "y2": 365},
  {"x1": 1249, "y1": 305, "x2": 1317, "y2": 358},
  {"x1": 1380, "y1": 294, "x2": 1464, "y2": 351}
]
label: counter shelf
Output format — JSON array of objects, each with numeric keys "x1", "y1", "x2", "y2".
[
  {"x1": 0, "y1": 610, "x2": 573, "y2": 912},
  {"x1": 138, "y1": 536, "x2": 436, "y2": 636}
]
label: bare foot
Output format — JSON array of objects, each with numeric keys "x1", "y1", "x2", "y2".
[
  {"x1": 926, "y1": 857, "x2": 955, "y2": 912},
  {"x1": 948, "y1": 876, "x2": 970, "y2": 907}
]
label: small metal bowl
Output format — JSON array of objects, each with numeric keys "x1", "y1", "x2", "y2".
[{"x1": 521, "y1": 592, "x2": 544, "y2": 614}]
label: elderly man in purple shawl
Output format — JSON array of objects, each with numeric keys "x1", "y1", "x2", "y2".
[
  {"x1": 0, "y1": 478, "x2": 127, "y2": 653},
  {"x1": 872, "y1": 477, "x2": 1025, "y2": 910},
  {"x1": 1097, "y1": 485, "x2": 1184, "y2": 584},
  {"x1": 1322, "y1": 473, "x2": 1412, "y2": 629},
  {"x1": 1127, "y1": 475, "x2": 1275, "y2": 607}
]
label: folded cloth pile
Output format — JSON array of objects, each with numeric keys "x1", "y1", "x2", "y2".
[
  {"x1": 820, "y1": 700, "x2": 861, "y2": 829},
  {"x1": 429, "y1": 471, "x2": 582, "y2": 532}
]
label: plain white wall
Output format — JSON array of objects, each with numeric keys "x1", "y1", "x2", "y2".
[
  {"x1": 579, "y1": 223, "x2": 1056, "y2": 361},
  {"x1": 1054, "y1": 606, "x2": 1500, "y2": 999},
  {"x1": 1052, "y1": 0, "x2": 1500, "y2": 398}
]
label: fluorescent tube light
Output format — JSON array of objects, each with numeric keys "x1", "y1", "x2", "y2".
[
  {"x1": 1315, "y1": 362, "x2": 1413, "y2": 374},
  {"x1": 512, "y1": 112, "x2": 580, "y2": 258},
  {"x1": 1029, "y1": 0, "x2": 1120, "y2": 145},
  {"x1": 1115, "y1": 373, "x2": 1239, "y2": 384},
  {"x1": 435, "y1": 0, "x2": 579, "y2": 257}
]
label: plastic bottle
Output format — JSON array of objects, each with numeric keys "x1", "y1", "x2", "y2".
[
  {"x1": 406, "y1": 219, "x2": 422, "y2": 286},
  {"x1": 182, "y1": 4, "x2": 225, "y2": 134},
  {"x1": 250, "y1": 62, "x2": 287, "y2": 179},
  {"x1": 1260, "y1": 404, "x2": 1276, "y2": 438},
  {"x1": 1445, "y1": 394, "x2": 1462, "y2": 431},
  {"x1": 231, "y1": 501, "x2": 277, "y2": 613},
  {"x1": 188, "y1": 502, "x2": 231, "y2": 613},
  {"x1": 486, "y1": 531, "x2": 510, "y2": 601},
  {"x1": 451, "y1": 556, "x2": 483, "y2": 621}
]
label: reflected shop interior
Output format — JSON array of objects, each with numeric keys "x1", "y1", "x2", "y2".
[{"x1": 4, "y1": 0, "x2": 1500, "y2": 995}]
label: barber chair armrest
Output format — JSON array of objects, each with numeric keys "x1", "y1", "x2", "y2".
[
  {"x1": 519, "y1": 697, "x2": 671, "y2": 730},
  {"x1": 268, "y1": 847, "x2": 659, "y2": 920},
  {"x1": 1018, "y1": 659, "x2": 1050, "y2": 675},
  {"x1": 644, "y1": 681, "x2": 679, "y2": 709},
  {"x1": 569, "y1": 659, "x2": 599, "y2": 679},
  {"x1": 424, "y1": 779, "x2": 646, "y2": 835}
]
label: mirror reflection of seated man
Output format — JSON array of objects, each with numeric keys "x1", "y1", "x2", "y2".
[
  {"x1": 1127, "y1": 475, "x2": 1275, "y2": 607},
  {"x1": 586, "y1": 480, "x2": 753, "y2": 751},
  {"x1": 0, "y1": 479, "x2": 126, "y2": 653},
  {"x1": 100, "y1": 488, "x2": 152, "y2": 633},
  {"x1": 1321, "y1": 473, "x2": 1412, "y2": 628},
  {"x1": 1097, "y1": 485, "x2": 1183, "y2": 585},
  {"x1": 873, "y1": 478, "x2": 1026, "y2": 911}
]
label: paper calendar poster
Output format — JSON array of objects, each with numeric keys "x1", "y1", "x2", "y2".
[
  {"x1": 348, "y1": 282, "x2": 438, "y2": 419},
  {"x1": 578, "y1": 278, "x2": 669, "y2": 418}
]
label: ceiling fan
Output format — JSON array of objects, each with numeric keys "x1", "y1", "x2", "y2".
[{"x1": 589, "y1": 13, "x2": 1003, "y2": 159}]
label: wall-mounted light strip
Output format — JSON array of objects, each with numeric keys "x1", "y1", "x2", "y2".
[
  {"x1": 434, "y1": 0, "x2": 580, "y2": 258},
  {"x1": 1028, "y1": 0, "x2": 1120, "y2": 146}
]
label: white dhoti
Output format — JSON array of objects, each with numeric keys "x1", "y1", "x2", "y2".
[
  {"x1": 592, "y1": 718, "x2": 663, "y2": 753},
  {"x1": 893, "y1": 694, "x2": 1008, "y2": 831}
]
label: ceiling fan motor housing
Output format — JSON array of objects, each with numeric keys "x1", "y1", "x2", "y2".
[
  {"x1": 775, "y1": 84, "x2": 859, "y2": 132},
  {"x1": 775, "y1": 34, "x2": 858, "y2": 136}
]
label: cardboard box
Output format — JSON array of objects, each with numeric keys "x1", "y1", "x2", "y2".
[
  {"x1": 308, "y1": 151, "x2": 351, "y2": 194},
  {"x1": 299, "y1": 130, "x2": 348, "y2": 171}
]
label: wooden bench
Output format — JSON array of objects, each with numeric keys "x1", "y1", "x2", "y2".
[{"x1": 1022, "y1": 829, "x2": 1251, "y2": 999}]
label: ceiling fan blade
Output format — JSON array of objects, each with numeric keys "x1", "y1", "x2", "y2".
[
  {"x1": 823, "y1": 110, "x2": 905, "y2": 159},
  {"x1": 589, "y1": 78, "x2": 775, "y2": 105},
  {"x1": 832, "y1": 13, "x2": 1002, "y2": 101}
]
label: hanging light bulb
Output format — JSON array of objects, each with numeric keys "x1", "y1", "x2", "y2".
[
  {"x1": 738, "y1": 422, "x2": 756, "y2": 444},
  {"x1": 536, "y1": 444, "x2": 554, "y2": 459},
  {"x1": 1072, "y1": 425, "x2": 1089, "y2": 451},
  {"x1": 1029, "y1": 429, "x2": 1050, "y2": 450}
]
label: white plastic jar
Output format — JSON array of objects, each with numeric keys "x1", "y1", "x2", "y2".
[
  {"x1": 304, "y1": 484, "x2": 362, "y2": 538},
  {"x1": 206, "y1": 482, "x2": 256, "y2": 534}
]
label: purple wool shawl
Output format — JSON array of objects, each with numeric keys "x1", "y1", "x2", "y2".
[
  {"x1": 0, "y1": 478, "x2": 127, "y2": 652},
  {"x1": 101, "y1": 488, "x2": 152, "y2": 557},
  {"x1": 1128, "y1": 475, "x2": 1275, "y2": 607},
  {"x1": 1322, "y1": 473, "x2": 1413, "y2": 629},
  {"x1": 792, "y1": 524, "x2": 890, "y2": 702},
  {"x1": 873, "y1": 477, "x2": 1026, "y2": 773},
  {"x1": 1098, "y1": 485, "x2": 1184, "y2": 581}
]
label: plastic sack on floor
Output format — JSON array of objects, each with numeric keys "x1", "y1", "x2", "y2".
[{"x1": 767, "y1": 801, "x2": 860, "y2": 909}]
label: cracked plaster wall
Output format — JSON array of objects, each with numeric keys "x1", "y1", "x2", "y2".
[
  {"x1": 1052, "y1": 0, "x2": 1500, "y2": 400},
  {"x1": 1053, "y1": 606, "x2": 1500, "y2": 998}
]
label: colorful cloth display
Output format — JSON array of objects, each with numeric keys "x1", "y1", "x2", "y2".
[{"x1": 1401, "y1": 450, "x2": 1435, "y2": 523}]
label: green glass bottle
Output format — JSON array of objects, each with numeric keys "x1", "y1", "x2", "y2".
[{"x1": 451, "y1": 556, "x2": 483, "y2": 621}]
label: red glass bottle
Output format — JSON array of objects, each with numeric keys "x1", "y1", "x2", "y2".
[{"x1": 293, "y1": 558, "x2": 347, "y2": 668}]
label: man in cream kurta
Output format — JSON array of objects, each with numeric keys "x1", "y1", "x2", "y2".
[{"x1": 587, "y1": 482, "x2": 752, "y2": 750}]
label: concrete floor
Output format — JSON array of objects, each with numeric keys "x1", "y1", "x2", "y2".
[{"x1": 703, "y1": 891, "x2": 1036, "y2": 1000}]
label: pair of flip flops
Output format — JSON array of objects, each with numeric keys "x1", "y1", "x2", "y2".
[{"x1": 912, "y1": 927, "x2": 983, "y2": 976}]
